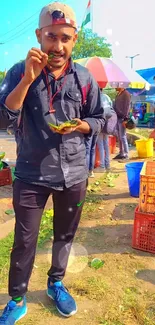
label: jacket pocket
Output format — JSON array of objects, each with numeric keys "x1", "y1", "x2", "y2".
[
  {"x1": 66, "y1": 146, "x2": 86, "y2": 162},
  {"x1": 63, "y1": 91, "x2": 82, "y2": 118},
  {"x1": 65, "y1": 91, "x2": 81, "y2": 102}
]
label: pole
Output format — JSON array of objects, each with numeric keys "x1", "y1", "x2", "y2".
[
  {"x1": 91, "y1": 0, "x2": 94, "y2": 33},
  {"x1": 126, "y1": 54, "x2": 140, "y2": 69}
]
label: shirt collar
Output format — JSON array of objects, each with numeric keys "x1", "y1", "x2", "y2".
[{"x1": 70, "y1": 59, "x2": 76, "y2": 72}]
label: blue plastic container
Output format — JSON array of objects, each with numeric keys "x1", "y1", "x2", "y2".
[{"x1": 125, "y1": 162, "x2": 144, "y2": 197}]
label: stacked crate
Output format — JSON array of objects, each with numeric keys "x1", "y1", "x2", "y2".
[
  {"x1": 0, "y1": 162, "x2": 12, "y2": 186},
  {"x1": 132, "y1": 161, "x2": 155, "y2": 254}
]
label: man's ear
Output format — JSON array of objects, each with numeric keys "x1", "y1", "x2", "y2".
[
  {"x1": 35, "y1": 29, "x2": 41, "y2": 44},
  {"x1": 73, "y1": 32, "x2": 78, "y2": 48}
]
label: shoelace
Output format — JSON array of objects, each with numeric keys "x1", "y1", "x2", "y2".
[
  {"x1": 0, "y1": 301, "x2": 15, "y2": 322},
  {"x1": 53, "y1": 285, "x2": 69, "y2": 302}
]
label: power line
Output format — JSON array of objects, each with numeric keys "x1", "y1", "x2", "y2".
[
  {"x1": 0, "y1": 10, "x2": 39, "y2": 38},
  {"x1": 1, "y1": 19, "x2": 38, "y2": 43},
  {"x1": 1, "y1": 20, "x2": 38, "y2": 44}
]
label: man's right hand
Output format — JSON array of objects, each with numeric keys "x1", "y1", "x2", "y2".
[
  {"x1": 4, "y1": 48, "x2": 48, "y2": 111},
  {"x1": 24, "y1": 48, "x2": 48, "y2": 84}
]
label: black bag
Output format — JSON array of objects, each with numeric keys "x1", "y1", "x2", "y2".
[{"x1": 125, "y1": 116, "x2": 138, "y2": 130}]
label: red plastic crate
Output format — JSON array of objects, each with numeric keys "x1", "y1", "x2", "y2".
[
  {"x1": 0, "y1": 166, "x2": 12, "y2": 186},
  {"x1": 139, "y1": 161, "x2": 155, "y2": 214},
  {"x1": 132, "y1": 206, "x2": 155, "y2": 254}
]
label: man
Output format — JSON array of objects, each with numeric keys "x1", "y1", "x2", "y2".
[
  {"x1": 96, "y1": 92, "x2": 114, "y2": 172},
  {"x1": 113, "y1": 88, "x2": 131, "y2": 160},
  {"x1": 0, "y1": 2, "x2": 105, "y2": 324}
]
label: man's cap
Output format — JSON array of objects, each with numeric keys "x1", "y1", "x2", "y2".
[{"x1": 39, "y1": 2, "x2": 77, "y2": 30}]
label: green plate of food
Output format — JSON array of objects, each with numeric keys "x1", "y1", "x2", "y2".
[{"x1": 49, "y1": 120, "x2": 78, "y2": 131}]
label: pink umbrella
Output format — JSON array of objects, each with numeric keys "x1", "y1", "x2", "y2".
[{"x1": 74, "y1": 57, "x2": 150, "y2": 90}]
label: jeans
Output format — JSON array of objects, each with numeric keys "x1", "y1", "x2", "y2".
[
  {"x1": 97, "y1": 133, "x2": 110, "y2": 168},
  {"x1": 117, "y1": 119, "x2": 129, "y2": 156},
  {"x1": 9, "y1": 178, "x2": 87, "y2": 298},
  {"x1": 85, "y1": 133, "x2": 98, "y2": 171}
]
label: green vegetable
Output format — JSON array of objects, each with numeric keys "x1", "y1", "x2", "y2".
[
  {"x1": 48, "y1": 123, "x2": 59, "y2": 130},
  {"x1": 48, "y1": 53, "x2": 54, "y2": 60},
  {"x1": 49, "y1": 120, "x2": 78, "y2": 131},
  {"x1": 5, "y1": 209, "x2": 15, "y2": 216},
  {"x1": 90, "y1": 258, "x2": 105, "y2": 269}
]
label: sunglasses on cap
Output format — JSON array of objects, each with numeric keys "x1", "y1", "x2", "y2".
[
  {"x1": 51, "y1": 10, "x2": 77, "y2": 30},
  {"x1": 51, "y1": 10, "x2": 65, "y2": 19}
]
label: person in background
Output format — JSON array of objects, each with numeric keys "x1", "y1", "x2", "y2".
[
  {"x1": 96, "y1": 92, "x2": 113, "y2": 172},
  {"x1": 85, "y1": 91, "x2": 116, "y2": 176},
  {"x1": 113, "y1": 88, "x2": 131, "y2": 160},
  {"x1": 85, "y1": 131, "x2": 98, "y2": 178}
]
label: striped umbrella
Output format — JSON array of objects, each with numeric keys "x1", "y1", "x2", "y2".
[{"x1": 74, "y1": 57, "x2": 150, "y2": 90}]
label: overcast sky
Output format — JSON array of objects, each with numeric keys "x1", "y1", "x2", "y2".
[{"x1": 93, "y1": 0, "x2": 155, "y2": 70}]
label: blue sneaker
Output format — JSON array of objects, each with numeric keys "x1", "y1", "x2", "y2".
[
  {"x1": 47, "y1": 279, "x2": 77, "y2": 317},
  {"x1": 0, "y1": 297, "x2": 27, "y2": 324}
]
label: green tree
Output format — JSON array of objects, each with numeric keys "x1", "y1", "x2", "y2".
[{"x1": 72, "y1": 29, "x2": 112, "y2": 59}]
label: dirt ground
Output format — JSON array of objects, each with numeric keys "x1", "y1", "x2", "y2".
[{"x1": 0, "y1": 131, "x2": 154, "y2": 325}]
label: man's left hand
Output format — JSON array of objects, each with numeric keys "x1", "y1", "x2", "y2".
[{"x1": 50, "y1": 118, "x2": 83, "y2": 135}]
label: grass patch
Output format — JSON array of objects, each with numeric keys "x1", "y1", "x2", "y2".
[
  {"x1": 97, "y1": 287, "x2": 155, "y2": 325},
  {"x1": 37, "y1": 209, "x2": 53, "y2": 248},
  {"x1": 0, "y1": 209, "x2": 54, "y2": 285},
  {"x1": 69, "y1": 275, "x2": 109, "y2": 300},
  {"x1": 82, "y1": 173, "x2": 119, "y2": 219},
  {"x1": 82, "y1": 176, "x2": 106, "y2": 217},
  {"x1": 122, "y1": 286, "x2": 155, "y2": 325},
  {"x1": 0, "y1": 232, "x2": 14, "y2": 284}
]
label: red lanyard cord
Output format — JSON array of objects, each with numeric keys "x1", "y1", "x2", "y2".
[{"x1": 43, "y1": 64, "x2": 68, "y2": 113}]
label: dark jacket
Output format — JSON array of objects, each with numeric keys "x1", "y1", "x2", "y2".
[
  {"x1": 113, "y1": 89, "x2": 131, "y2": 119},
  {"x1": 0, "y1": 60, "x2": 105, "y2": 188}
]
